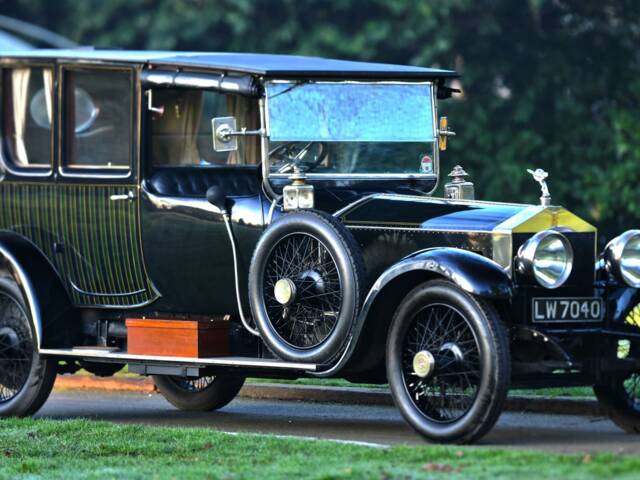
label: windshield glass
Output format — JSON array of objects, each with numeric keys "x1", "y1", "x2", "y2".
[{"x1": 266, "y1": 81, "x2": 436, "y2": 176}]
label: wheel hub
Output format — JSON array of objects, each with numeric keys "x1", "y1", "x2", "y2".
[
  {"x1": 274, "y1": 278, "x2": 297, "y2": 305},
  {"x1": 412, "y1": 350, "x2": 435, "y2": 378},
  {"x1": 0, "y1": 327, "x2": 20, "y2": 353}
]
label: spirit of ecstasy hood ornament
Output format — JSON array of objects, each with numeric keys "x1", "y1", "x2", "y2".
[{"x1": 527, "y1": 168, "x2": 551, "y2": 206}]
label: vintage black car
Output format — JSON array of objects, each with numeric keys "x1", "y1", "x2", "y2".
[{"x1": 0, "y1": 50, "x2": 639, "y2": 444}]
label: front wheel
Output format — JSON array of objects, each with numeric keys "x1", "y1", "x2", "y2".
[
  {"x1": 386, "y1": 280, "x2": 510, "y2": 444},
  {"x1": 153, "y1": 375, "x2": 245, "y2": 411},
  {"x1": 594, "y1": 372, "x2": 640, "y2": 433}
]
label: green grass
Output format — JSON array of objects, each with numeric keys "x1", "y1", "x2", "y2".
[{"x1": 0, "y1": 419, "x2": 637, "y2": 479}]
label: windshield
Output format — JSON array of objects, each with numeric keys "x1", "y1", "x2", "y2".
[{"x1": 265, "y1": 81, "x2": 436, "y2": 176}]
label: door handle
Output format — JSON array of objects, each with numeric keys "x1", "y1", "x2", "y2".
[{"x1": 109, "y1": 190, "x2": 137, "y2": 202}]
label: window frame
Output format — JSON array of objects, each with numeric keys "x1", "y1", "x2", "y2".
[
  {"x1": 58, "y1": 64, "x2": 136, "y2": 180},
  {"x1": 264, "y1": 79, "x2": 440, "y2": 183},
  {"x1": 0, "y1": 62, "x2": 55, "y2": 178},
  {"x1": 145, "y1": 85, "x2": 262, "y2": 171}
]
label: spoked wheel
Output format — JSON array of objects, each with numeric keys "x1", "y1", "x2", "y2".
[
  {"x1": 594, "y1": 364, "x2": 640, "y2": 433},
  {"x1": 0, "y1": 302, "x2": 33, "y2": 401},
  {"x1": 249, "y1": 210, "x2": 365, "y2": 363},
  {"x1": 153, "y1": 374, "x2": 245, "y2": 412},
  {"x1": 387, "y1": 280, "x2": 510, "y2": 444},
  {"x1": 264, "y1": 232, "x2": 342, "y2": 349},
  {"x1": 0, "y1": 278, "x2": 56, "y2": 417}
]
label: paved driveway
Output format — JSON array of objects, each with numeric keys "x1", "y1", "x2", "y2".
[{"x1": 37, "y1": 390, "x2": 638, "y2": 454}]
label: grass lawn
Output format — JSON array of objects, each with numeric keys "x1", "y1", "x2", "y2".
[{"x1": 0, "y1": 419, "x2": 637, "y2": 479}]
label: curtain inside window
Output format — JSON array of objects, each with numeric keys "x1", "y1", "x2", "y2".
[
  {"x1": 43, "y1": 69, "x2": 53, "y2": 127},
  {"x1": 226, "y1": 95, "x2": 259, "y2": 165},
  {"x1": 11, "y1": 68, "x2": 31, "y2": 166},
  {"x1": 152, "y1": 90, "x2": 203, "y2": 166}
]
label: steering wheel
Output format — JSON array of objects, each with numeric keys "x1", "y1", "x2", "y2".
[{"x1": 268, "y1": 142, "x2": 328, "y2": 174}]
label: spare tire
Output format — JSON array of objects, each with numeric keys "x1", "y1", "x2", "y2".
[{"x1": 249, "y1": 210, "x2": 365, "y2": 363}]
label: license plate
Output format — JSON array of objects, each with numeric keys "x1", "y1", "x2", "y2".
[{"x1": 531, "y1": 297, "x2": 603, "y2": 323}]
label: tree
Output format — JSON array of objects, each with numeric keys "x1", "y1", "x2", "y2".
[{"x1": 1, "y1": 0, "x2": 638, "y2": 239}]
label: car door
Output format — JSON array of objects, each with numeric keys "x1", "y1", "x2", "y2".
[
  {"x1": 55, "y1": 64, "x2": 156, "y2": 308},
  {"x1": 139, "y1": 85, "x2": 265, "y2": 314}
]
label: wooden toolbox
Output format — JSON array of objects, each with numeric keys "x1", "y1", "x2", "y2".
[{"x1": 125, "y1": 318, "x2": 230, "y2": 358}]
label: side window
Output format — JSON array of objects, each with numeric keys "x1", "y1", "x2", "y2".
[
  {"x1": 150, "y1": 89, "x2": 260, "y2": 167},
  {"x1": 63, "y1": 68, "x2": 132, "y2": 171},
  {"x1": 2, "y1": 66, "x2": 53, "y2": 169}
]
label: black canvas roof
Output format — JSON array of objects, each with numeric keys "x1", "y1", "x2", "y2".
[{"x1": 0, "y1": 50, "x2": 458, "y2": 79}]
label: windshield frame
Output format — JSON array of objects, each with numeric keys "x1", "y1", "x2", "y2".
[{"x1": 262, "y1": 79, "x2": 439, "y2": 187}]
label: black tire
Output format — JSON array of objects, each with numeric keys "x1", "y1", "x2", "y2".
[
  {"x1": 386, "y1": 280, "x2": 510, "y2": 444},
  {"x1": 594, "y1": 373, "x2": 640, "y2": 433},
  {"x1": 0, "y1": 278, "x2": 56, "y2": 417},
  {"x1": 248, "y1": 210, "x2": 365, "y2": 363},
  {"x1": 153, "y1": 374, "x2": 245, "y2": 411}
]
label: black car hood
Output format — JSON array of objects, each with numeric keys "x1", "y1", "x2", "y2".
[{"x1": 336, "y1": 194, "x2": 527, "y2": 232}]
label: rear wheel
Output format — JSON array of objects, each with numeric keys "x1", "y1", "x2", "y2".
[
  {"x1": 153, "y1": 374, "x2": 245, "y2": 411},
  {"x1": 0, "y1": 278, "x2": 56, "y2": 417},
  {"x1": 386, "y1": 280, "x2": 510, "y2": 444},
  {"x1": 594, "y1": 372, "x2": 640, "y2": 433}
]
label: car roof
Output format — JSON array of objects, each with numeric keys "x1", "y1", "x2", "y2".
[{"x1": 0, "y1": 49, "x2": 458, "y2": 79}]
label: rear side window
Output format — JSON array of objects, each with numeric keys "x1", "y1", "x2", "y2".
[
  {"x1": 63, "y1": 68, "x2": 132, "y2": 170},
  {"x1": 2, "y1": 66, "x2": 53, "y2": 169}
]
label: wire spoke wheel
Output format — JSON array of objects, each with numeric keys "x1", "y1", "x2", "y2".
[
  {"x1": 402, "y1": 303, "x2": 481, "y2": 423},
  {"x1": 250, "y1": 210, "x2": 364, "y2": 363},
  {"x1": 262, "y1": 232, "x2": 342, "y2": 349},
  {"x1": 623, "y1": 373, "x2": 640, "y2": 411},
  {"x1": 594, "y1": 343, "x2": 640, "y2": 434},
  {"x1": 169, "y1": 376, "x2": 216, "y2": 393},
  {"x1": 386, "y1": 280, "x2": 509, "y2": 444},
  {"x1": 153, "y1": 374, "x2": 245, "y2": 412},
  {"x1": 0, "y1": 294, "x2": 33, "y2": 404}
]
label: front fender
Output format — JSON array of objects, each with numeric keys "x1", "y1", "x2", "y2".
[
  {"x1": 606, "y1": 286, "x2": 640, "y2": 328},
  {"x1": 368, "y1": 248, "x2": 512, "y2": 302},
  {"x1": 312, "y1": 248, "x2": 512, "y2": 377}
]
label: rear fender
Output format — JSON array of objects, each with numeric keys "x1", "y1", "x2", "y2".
[{"x1": 0, "y1": 232, "x2": 78, "y2": 350}]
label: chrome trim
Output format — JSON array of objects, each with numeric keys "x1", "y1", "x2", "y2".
[
  {"x1": 431, "y1": 80, "x2": 440, "y2": 193},
  {"x1": 516, "y1": 230, "x2": 574, "y2": 289},
  {"x1": 38, "y1": 348, "x2": 317, "y2": 371},
  {"x1": 270, "y1": 173, "x2": 438, "y2": 181},
  {"x1": 603, "y1": 229, "x2": 640, "y2": 288},
  {"x1": 58, "y1": 167, "x2": 134, "y2": 180},
  {"x1": 0, "y1": 161, "x2": 53, "y2": 178},
  {"x1": 69, "y1": 280, "x2": 147, "y2": 298},
  {"x1": 144, "y1": 188, "x2": 224, "y2": 215},
  {"x1": 0, "y1": 245, "x2": 42, "y2": 349},
  {"x1": 345, "y1": 225, "x2": 494, "y2": 234},
  {"x1": 370, "y1": 192, "x2": 529, "y2": 209},
  {"x1": 109, "y1": 190, "x2": 137, "y2": 202},
  {"x1": 141, "y1": 70, "x2": 259, "y2": 97},
  {"x1": 332, "y1": 194, "x2": 376, "y2": 218}
]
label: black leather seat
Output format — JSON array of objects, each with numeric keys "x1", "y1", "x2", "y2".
[{"x1": 147, "y1": 166, "x2": 260, "y2": 197}]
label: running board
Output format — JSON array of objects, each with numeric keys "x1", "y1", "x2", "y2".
[{"x1": 39, "y1": 348, "x2": 318, "y2": 372}]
